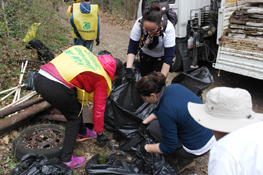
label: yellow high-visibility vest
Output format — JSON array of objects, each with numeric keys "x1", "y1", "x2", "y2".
[
  {"x1": 67, "y1": 6, "x2": 78, "y2": 39},
  {"x1": 51, "y1": 46, "x2": 112, "y2": 105},
  {"x1": 73, "y1": 3, "x2": 98, "y2": 40}
]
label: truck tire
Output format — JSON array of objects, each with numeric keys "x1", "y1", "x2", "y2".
[
  {"x1": 170, "y1": 47, "x2": 183, "y2": 72},
  {"x1": 13, "y1": 124, "x2": 65, "y2": 161}
]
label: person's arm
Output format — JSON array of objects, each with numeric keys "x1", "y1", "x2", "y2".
[
  {"x1": 162, "y1": 21, "x2": 176, "y2": 76},
  {"x1": 92, "y1": 81, "x2": 108, "y2": 134},
  {"x1": 208, "y1": 145, "x2": 239, "y2": 175},
  {"x1": 126, "y1": 18, "x2": 142, "y2": 68},
  {"x1": 161, "y1": 62, "x2": 171, "y2": 77},
  {"x1": 142, "y1": 113, "x2": 157, "y2": 124},
  {"x1": 97, "y1": 12, "x2": 100, "y2": 39},
  {"x1": 145, "y1": 143, "x2": 162, "y2": 153},
  {"x1": 126, "y1": 53, "x2": 136, "y2": 68}
]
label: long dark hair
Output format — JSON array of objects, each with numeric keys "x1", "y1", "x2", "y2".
[
  {"x1": 136, "y1": 72, "x2": 166, "y2": 96},
  {"x1": 142, "y1": 2, "x2": 162, "y2": 26},
  {"x1": 114, "y1": 58, "x2": 124, "y2": 77}
]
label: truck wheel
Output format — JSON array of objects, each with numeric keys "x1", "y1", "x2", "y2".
[
  {"x1": 170, "y1": 47, "x2": 183, "y2": 72},
  {"x1": 13, "y1": 124, "x2": 65, "y2": 161}
]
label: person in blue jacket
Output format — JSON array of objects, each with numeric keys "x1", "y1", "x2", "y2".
[
  {"x1": 70, "y1": 0, "x2": 100, "y2": 51},
  {"x1": 136, "y1": 72, "x2": 217, "y2": 173}
]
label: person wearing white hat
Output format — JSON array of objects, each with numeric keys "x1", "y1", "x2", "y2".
[{"x1": 188, "y1": 87, "x2": 263, "y2": 175}]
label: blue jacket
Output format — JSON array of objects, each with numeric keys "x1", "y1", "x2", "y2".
[
  {"x1": 70, "y1": 3, "x2": 100, "y2": 40},
  {"x1": 153, "y1": 84, "x2": 214, "y2": 154}
]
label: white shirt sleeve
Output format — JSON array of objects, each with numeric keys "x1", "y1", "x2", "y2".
[
  {"x1": 130, "y1": 17, "x2": 142, "y2": 42},
  {"x1": 163, "y1": 21, "x2": 175, "y2": 48},
  {"x1": 208, "y1": 145, "x2": 242, "y2": 175}
]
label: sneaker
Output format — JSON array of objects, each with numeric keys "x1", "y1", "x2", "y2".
[
  {"x1": 173, "y1": 158, "x2": 195, "y2": 173},
  {"x1": 63, "y1": 155, "x2": 85, "y2": 169},
  {"x1": 76, "y1": 127, "x2": 97, "y2": 142}
]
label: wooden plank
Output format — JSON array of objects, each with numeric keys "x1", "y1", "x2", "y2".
[
  {"x1": 247, "y1": 7, "x2": 263, "y2": 14},
  {"x1": 0, "y1": 97, "x2": 44, "y2": 118},
  {"x1": 230, "y1": 15, "x2": 263, "y2": 24},
  {"x1": 248, "y1": 13, "x2": 263, "y2": 18},
  {"x1": 0, "y1": 101, "x2": 51, "y2": 136},
  {"x1": 230, "y1": 24, "x2": 263, "y2": 30}
]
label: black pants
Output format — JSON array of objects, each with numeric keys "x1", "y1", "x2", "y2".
[
  {"x1": 148, "y1": 120, "x2": 207, "y2": 160},
  {"x1": 139, "y1": 51, "x2": 164, "y2": 77},
  {"x1": 34, "y1": 73, "x2": 87, "y2": 162}
]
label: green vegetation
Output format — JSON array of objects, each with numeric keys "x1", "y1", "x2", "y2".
[{"x1": 0, "y1": 0, "x2": 70, "y2": 62}]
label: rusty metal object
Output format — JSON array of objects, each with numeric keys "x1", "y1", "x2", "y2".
[
  {"x1": 23, "y1": 127, "x2": 64, "y2": 149},
  {"x1": 0, "y1": 97, "x2": 45, "y2": 118},
  {"x1": 0, "y1": 101, "x2": 51, "y2": 136}
]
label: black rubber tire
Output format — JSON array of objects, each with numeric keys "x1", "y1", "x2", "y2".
[
  {"x1": 13, "y1": 124, "x2": 65, "y2": 161},
  {"x1": 170, "y1": 46, "x2": 183, "y2": 72}
]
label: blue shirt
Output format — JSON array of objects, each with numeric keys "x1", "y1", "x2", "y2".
[
  {"x1": 70, "y1": 3, "x2": 100, "y2": 39},
  {"x1": 153, "y1": 84, "x2": 214, "y2": 154}
]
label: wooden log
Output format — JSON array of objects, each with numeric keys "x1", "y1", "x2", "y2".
[
  {"x1": 0, "y1": 97, "x2": 45, "y2": 118},
  {"x1": 0, "y1": 101, "x2": 51, "y2": 136}
]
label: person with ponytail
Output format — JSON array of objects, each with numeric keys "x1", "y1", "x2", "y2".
[
  {"x1": 34, "y1": 46, "x2": 124, "y2": 169},
  {"x1": 136, "y1": 72, "x2": 216, "y2": 173},
  {"x1": 126, "y1": 2, "x2": 175, "y2": 79}
]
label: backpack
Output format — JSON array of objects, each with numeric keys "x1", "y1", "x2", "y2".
[
  {"x1": 159, "y1": 2, "x2": 177, "y2": 31},
  {"x1": 26, "y1": 38, "x2": 54, "y2": 62}
]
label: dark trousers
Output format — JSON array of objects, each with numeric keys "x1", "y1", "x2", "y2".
[
  {"x1": 148, "y1": 120, "x2": 207, "y2": 160},
  {"x1": 34, "y1": 73, "x2": 87, "y2": 162},
  {"x1": 139, "y1": 51, "x2": 164, "y2": 77}
]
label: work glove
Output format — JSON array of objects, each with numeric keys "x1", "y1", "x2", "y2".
[
  {"x1": 138, "y1": 140, "x2": 147, "y2": 155},
  {"x1": 95, "y1": 133, "x2": 110, "y2": 147},
  {"x1": 138, "y1": 123, "x2": 148, "y2": 136},
  {"x1": 125, "y1": 67, "x2": 134, "y2": 82},
  {"x1": 96, "y1": 38, "x2": 100, "y2": 46}
]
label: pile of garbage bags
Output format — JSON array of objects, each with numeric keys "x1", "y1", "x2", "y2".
[
  {"x1": 10, "y1": 153, "x2": 72, "y2": 175},
  {"x1": 85, "y1": 134, "x2": 177, "y2": 175}
]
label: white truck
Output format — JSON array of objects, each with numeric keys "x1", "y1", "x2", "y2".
[{"x1": 137, "y1": 0, "x2": 263, "y2": 80}]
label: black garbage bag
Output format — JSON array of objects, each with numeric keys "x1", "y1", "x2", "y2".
[
  {"x1": 171, "y1": 66, "x2": 213, "y2": 98},
  {"x1": 104, "y1": 61, "x2": 155, "y2": 139},
  {"x1": 85, "y1": 135, "x2": 177, "y2": 175},
  {"x1": 104, "y1": 81, "x2": 155, "y2": 138},
  {"x1": 10, "y1": 153, "x2": 73, "y2": 175},
  {"x1": 26, "y1": 38, "x2": 54, "y2": 62},
  {"x1": 24, "y1": 70, "x2": 38, "y2": 91},
  {"x1": 98, "y1": 49, "x2": 112, "y2": 56}
]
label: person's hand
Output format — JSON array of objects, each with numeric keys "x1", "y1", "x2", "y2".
[
  {"x1": 95, "y1": 133, "x2": 110, "y2": 147},
  {"x1": 138, "y1": 123, "x2": 148, "y2": 135},
  {"x1": 96, "y1": 38, "x2": 100, "y2": 46},
  {"x1": 125, "y1": 67, "x2": 134, "y2": 82}
]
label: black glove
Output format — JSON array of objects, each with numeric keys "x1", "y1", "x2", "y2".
[
  {"x1": 125, "y1": 68, "x2": 134, "y2": 82},
  {"x1": 95, "y1": 133, "x2": 110, "y2": 147},
  {"x1": 138, "y1": 123, "x2": 148, "y2": 135},
  {"x1": 96, "y1": 38, "x2": 100, "y2": 46},
  {"x1": 139, "y1": 140, "x2": 147, "y2": 155}
]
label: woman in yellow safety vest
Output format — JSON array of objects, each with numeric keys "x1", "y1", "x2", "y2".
[
  {"x1": 34, "y1": 46, "x2": 124, "y2": 169},
  {"x1": 70, "y1": 0, "x2": 100, "y2": 51}
]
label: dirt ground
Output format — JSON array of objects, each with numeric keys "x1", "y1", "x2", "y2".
[{"x1": 2, "y1": 2, "x2": 262, "y2": 175}]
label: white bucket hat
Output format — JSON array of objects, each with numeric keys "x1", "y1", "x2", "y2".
[{"x1": 188, "y1": 87, "x2": 263, "y2": 133}]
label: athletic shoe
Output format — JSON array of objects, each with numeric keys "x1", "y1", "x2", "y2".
[
  {"x1": 63, "y1": 155, "x2": 85, "y2": 169},
  {"x1": 76, "y1": 127, "x2": 97, "y2": 142}
]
